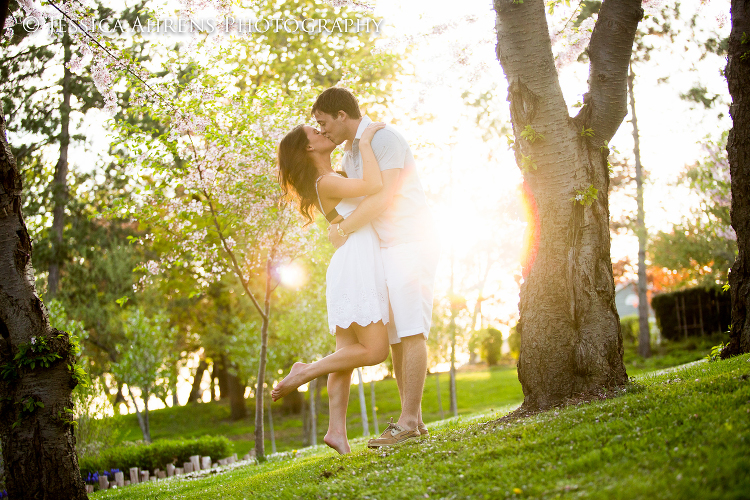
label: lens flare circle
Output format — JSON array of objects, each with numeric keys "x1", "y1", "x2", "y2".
[{"x1": 278, "y1": 261, "x2": 308, "y2": 289}]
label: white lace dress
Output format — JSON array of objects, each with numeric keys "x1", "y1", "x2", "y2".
[{"x1": 318, "y1": 183, "x2": 390, "y2": 334}]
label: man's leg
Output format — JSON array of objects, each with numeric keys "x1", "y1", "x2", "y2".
[
  {"x1": 391, "y1": 340, "x2": 425, "y2": 428},
  {"x1": 391, "y1": 342, "x2": 404, "y2": 411},
  {"x1": 394, "y1": 334, "x2": 427, "y2": 430}
]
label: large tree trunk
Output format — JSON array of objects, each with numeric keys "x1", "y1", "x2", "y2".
[
  {"x1": 48, "y1": 31, "x2": 73, "y2": 298},
  {"x1": 494, "y1": 0, "x2": 640, "y2": 409},
  {"x1": 0, "y1": 114, "x2": 87, "y2": 498},
  {"x1": 723, "y1": 0, "x2": 750, "y2": 358},
  {"x1": 628, "y1": 63, "x2": 651, "y2": 358}
]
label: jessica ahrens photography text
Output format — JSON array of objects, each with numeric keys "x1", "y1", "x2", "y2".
[{"x1": 22, "y1": 15, "x2": 384, "y2": 35}]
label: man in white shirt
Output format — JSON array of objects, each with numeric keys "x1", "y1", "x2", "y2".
[{"x1": 312, "y1": 88, "x2": 439, "y2": 447}]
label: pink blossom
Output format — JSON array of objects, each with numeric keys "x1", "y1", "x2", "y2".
[
  {"x1": 145, "y1": 261, "x2": 160, "y2": 275},
  {"x1": 18, "y1": 0, "x2": 46, "y2": 22},
  {"x1": 642, "y1": 0, "x2": 665, "y2": 15},
  {"x1": 716, "y1": 225, "x2": 737, "y2": 241},
  {"x1": 2, "y1": 15, "x2": 14, "y2": 39},
  {"x1": 555, "y1": 17, "x2": 596, "y2": 70},
  {"x1": 716, "y1": 11, "x2": 728, "y2": 28}
]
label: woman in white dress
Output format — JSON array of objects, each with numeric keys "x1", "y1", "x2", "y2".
[{"x1": 274, "y1": 121, "x2": 389, "y2": 454}]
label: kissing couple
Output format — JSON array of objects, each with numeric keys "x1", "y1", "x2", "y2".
[{"x1": 273, "y1": 87, "x2": 440, "y2": 454}]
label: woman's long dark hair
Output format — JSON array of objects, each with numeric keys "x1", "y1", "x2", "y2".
[{"x1": 278, "y1": 125, "x2": 320, "y2": 225}]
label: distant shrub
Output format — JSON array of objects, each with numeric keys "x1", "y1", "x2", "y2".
[
  {"x1": 620, "y1": 315, "x2": 639, "y2": 344},
  {"x1": 480, "y1": 328, "x2": 503, "y2": 366},
  {"x1": 508, "y1": 324, "x2": 520, "y2": 361},
  {"x1": 78, "y1": 435, "x2": 232, "y2": 475}
]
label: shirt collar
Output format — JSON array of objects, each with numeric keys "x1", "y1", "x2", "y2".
[{"x1": 354, "y1": 115, "x2": 373, "y2": 141}]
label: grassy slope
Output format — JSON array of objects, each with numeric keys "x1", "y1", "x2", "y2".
[
  {"x1": 95, "y1": 355, "x2": 750, "y2": 499},
  {"x1": 108, "y1": 335, "x2": 725, "y2": 457},
  {"x1": 623, "y1": 333, "x2": 728, "y2": 377},
  {"x1": 110, "y1": 365, "x2": 524, "y2": 457}
]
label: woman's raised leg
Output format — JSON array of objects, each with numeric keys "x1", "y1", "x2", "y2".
[{"x1": 271, "y1": 321, "x2": 389, "y2": 401}]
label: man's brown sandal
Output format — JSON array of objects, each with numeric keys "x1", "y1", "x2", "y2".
[{"x1": 418, "y1": 423, "x2": 428, "y2": 436}]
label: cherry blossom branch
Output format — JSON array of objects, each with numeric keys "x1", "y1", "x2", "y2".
[
  {"x1": 46, "y1": 0, "x2": 178, "y2": 113},
  {"x1": 185, "y1": 129, "x2": 268, "y2": 320}
]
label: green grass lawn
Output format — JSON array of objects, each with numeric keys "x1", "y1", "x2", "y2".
[
  {"x1": 623, "y1": 332, "x2": 728, "y2": 377},
  {"x1": 93, "y1": 354, "x2": 750, "y2": 499},
  {"x1": 107, "y1": 336, "x2": 726, "y2": 458},
  {"x1": 109, "y1": 365, "x2": 524, "y2": 457}
]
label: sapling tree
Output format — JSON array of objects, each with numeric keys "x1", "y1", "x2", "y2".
[
  {"x1": 117, "y1": 78, "x2": 314, "y2": 459},
  {"x1": 110, "y1": 308, "x2": 173, "y2": 442}
]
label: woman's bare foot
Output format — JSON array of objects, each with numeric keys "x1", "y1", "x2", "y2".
[
  {"x1": 271, "y1": 362, "x2": 309, "y2": 401},
  {"x1": 324, "y1": 432, "x2": 351, "y2": 455}
]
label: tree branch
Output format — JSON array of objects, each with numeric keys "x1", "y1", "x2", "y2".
[{"x1": 580, "y1": 0, "x2": 643, "y2": 143}]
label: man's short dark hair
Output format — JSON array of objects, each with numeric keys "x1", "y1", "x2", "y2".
[{"x1": 312, "y1": 87, "x2": 362, "y2": 119}]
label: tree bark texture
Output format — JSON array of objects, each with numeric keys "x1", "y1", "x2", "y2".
[
  {"x1": 494, "y1": 0, "x2": 640, "y2": 409},
  {"x1": 723, "y1": 0, "x2": 750, "y2": 357},
  {"x1": 0, "y1": 113, "x2": 87, "y2": 498},
  {"x1": 47, "y1": 31, "x2": 73, "y2": 298},
  {"x1": 628, "y1": 64, "x2": 651, "y2": 358}
]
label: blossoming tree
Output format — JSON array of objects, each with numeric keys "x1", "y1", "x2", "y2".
[
  {"x1": 110, "y1": 308, "x2": 174, "y2": 443},
  {"x1": 116, "y1": 68, "x2": 319, "y2": 461}
]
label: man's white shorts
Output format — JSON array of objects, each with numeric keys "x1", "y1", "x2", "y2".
[{"x1": 382, "y1": 238, "x2": 440, "y2": 345}]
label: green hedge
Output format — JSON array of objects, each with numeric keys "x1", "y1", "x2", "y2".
[
  {"x1": 651, "y1": 286, "x2": 730, "y2": 341},
  {"x1": 79, "y1": 435, "x2": 232, "y2": 474},
  {"x1": 620, "y1": 314, "x2": 639, "y2": 344}
]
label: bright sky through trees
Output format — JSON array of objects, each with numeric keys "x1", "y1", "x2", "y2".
[{"x1": 366, "y1": 0, "x2": 731, "y2": 327}]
